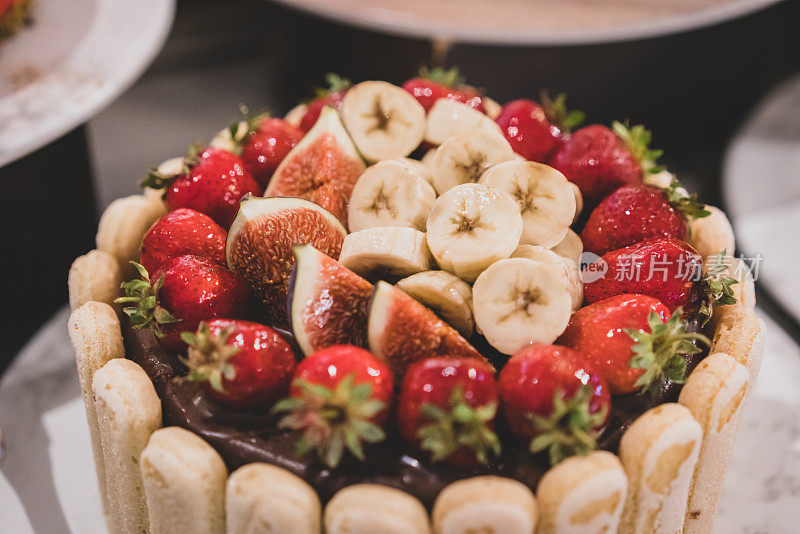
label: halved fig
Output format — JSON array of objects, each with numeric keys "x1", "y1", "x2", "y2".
[
  {"x1": 226, "y1": 196, "x2": 346, "y2": 324},
  {"x1": 288, "y1": 244, "x2": 374, "y2": 356},
  {"x1": 265, "y1": 106, "x2": 366, "y2": 229},
  {"x1": 367, "y1": 280, "x2": 486, "y2": 375}
]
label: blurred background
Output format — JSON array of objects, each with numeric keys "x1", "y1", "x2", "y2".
[{"x1": 1, "y1": 0, "x2": 800, "y2": 531}]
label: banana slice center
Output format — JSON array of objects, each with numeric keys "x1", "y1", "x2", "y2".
[
  {"x1": 370, "y1": 186, "x2": 398, "y2": 217},
  {"x1": 363, "y1": 97, "x2": 409, "y2": 134},
  {"x1": 455, "y1": 149, "x2": 488, "y2": 182}
]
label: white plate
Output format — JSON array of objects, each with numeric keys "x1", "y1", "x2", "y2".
[
  {"x1": 0, "y1": 308, "x2": 798, "y2": 532},
  {"x1": 271, "y1": 0, "x2": 781, "y2": 46},
  {"x1": 0, "y1": 0, "x2": 175, "y2": 168}
]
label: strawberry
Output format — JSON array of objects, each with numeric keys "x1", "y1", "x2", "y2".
[
  {"x1": 498, "y1": 345, "x2": 610, "y2": 465},
  {"x1": 142, "y1": 146, "x2": 262, "y2": 228},
  {"x1": 557, "y1": 294, "x2": 709, "y2": 396},
  {"x1": 140, "y1": 208, "x2": 227, "y2": 277},
  {"x1": 115, "y1": 256, "x2": 251, "y2": 351},
  {"x1": 397, "y1": 357, "x2": 500, "y2": 467},
  {"x1": 272, "y1": 345, "x2": 393, "y2": 468},
  {"x1": 239, "y1": 117, "x2": 304, "y2": 188},
  {"x1": 180, "y1": 320, "x2": 297, "y2": 410},
  {"x1": 551, "y1": 121, "x2": 662, "y2": 207},
  {"x1": 581, "y1": 182, "x2": 711, "y2": 255},
  {"x1": 495, "y1": 94, "x2": 584, "y2": 163},
  {"x1": 299, "y1": 73, "x2": 351, "y2": 133},
  {"x1": 583, "y1": 238, "x2": 704, "y2": 311},
  {"x1": 402, "y1": 66, "x2": 486, "y2": 113}
]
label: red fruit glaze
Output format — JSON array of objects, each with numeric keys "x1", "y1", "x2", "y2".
[
  {"x1": 402, "y1": 78, "x2": 486, "y2": 113},
  {"x1": 499, "y1": 345, "x2": 610, "y2": 440},
  {"x1": 140, "y1": 208, "x2": 227, "y2": 277},
  {"x1": 240, "y1": 118, "x2": 304, "y2": 188},
  {"x1": 164, "y1": 148, "x2": 262, "y2": 228},
  {"x1": 195, "y1": 319, "x2": 297, "y2": 410},
  {"x1": 551, "y1": 125, "x2": 642, "y2": 206},
  {"x1": 557, "y1": 294, "x2": 672, "y2": 394},
  {"x1": 581, "y1": 185, "x2": 687, "y2": 255},
  {"x1": 157, "y1": 255, "x2": 251, "y2": 350},
  {"x1": 300, "y1": 91, "x2": 347, "y2": 133},
  {"x1": 583, "y1": 238, "x2": 703, "y2": 311},
  {"x1": 290, "y1": 345, "x2": 394, "y2": 425},
  {"x1": 495, "y1": 99, "x2": 563, "y2": 163},
  {"x1": 398, "y1": 357, "x2": 498, "y2": 466}
]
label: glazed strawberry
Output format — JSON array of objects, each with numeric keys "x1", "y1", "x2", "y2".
[
  {"x1": 398, "y1": 357, "x2": 500, "y2": 467},
  {"x1": 140, "y1": 208, "x2": 227, "y2": 277},
  {"x1": 181, "y1": 320, "x2": 297, "y2": 410},
  {"x1": 239, "y1": 117, "x2": 304, "y2": 188},
  {"x1": 583, "y1": 238, "x2": 704, "y2": 311},
  {"x1": 402, "y1": 66, "x2": 486, "y2": 113},
  {"x1": 557, "y1": 294, "x2": 708, "y2": 395},
  {"x1": 495, "y1": 94, "x2": 583, "y2": 163},
  {"x1": 272, "y1": 345, "x2": 393, "y2": 468},
  {"x1": 116, "y1": 256, "x2": 251, "y2": 351},
  {"x1": 551, "y1": 121, "x2": 661, "y2": 206},
  {"x1": 143, "y1": 146, "x2": 261, "y2": 228},
  {"x1": 498, "y1": 345, "x2": 610, "y2": 465},
  {"x1": 581, "y1": 183, "x2": 711, "y2": 255},
  {"x1": 299, "y1": 73, "x2": 351, "y2": 133}
]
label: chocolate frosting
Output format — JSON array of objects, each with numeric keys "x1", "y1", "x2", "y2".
[{"x1": 125, "y1": 322, "x2": 705, "y2": 508}]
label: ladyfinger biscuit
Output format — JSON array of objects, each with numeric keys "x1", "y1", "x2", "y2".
[
  {"x1": 432, "y1": 476, "x2": 537, "y2": 534},
  {"x1": 678, "y1": 353, "x2": 749, "y2": 534},
  {"x1": 140, "y1": 427, "x2": 227, "y2": 534},
  {"x1": 68, "y1": 301, "x2": 125, "y2": 519},
  {"x1": 325, "y1": 484, "x2": 431, "y2": 534},
  {"x1": 689, "y1": 205, "x2": 735, "y2": 259},
  {"x1": 707, "y1": 257, "x2": 756, "y2": 331},
  {"x1": 535, "y1": 451, "x2": 627, "y2": 534},
  {"x1": 226, "y1": 462, "x2": 321, "y2": 534},
  {"x1": 93, "y1": 358, "x2": 162, "y2": 534},
  {"x1": 96, "y1": 195, "x2": 167, "y2": 274},
  {"x1": 618, "y1": 403, "x2": 702, "y2": 534},
  {"x1": 68, "y1": 249, "x2": 123, "y2": 310},
  {"x1": 711, "y1": 307, "x2": 765, "y2": 389}
]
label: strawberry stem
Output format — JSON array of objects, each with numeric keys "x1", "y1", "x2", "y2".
[
  {"x1": 698, "y1": 251, "x2": 739, "y2": 326},
  {"x1": 114, "y1": 262, "x2": 180, "y2": 338},
  {"x1": 540, "y1": 91, "x2": 585, "y2": 134},
  {"x1": 528, "y1": 386, "x2": 607, "y2": 466},
  {"x1": 663, "y1": 179, "x2": 711, "y2": 220},
  {"x1": 180, "y1": 322, "x2": 241, "y2": 393},
  {"x1": 612, "y1": 120, "x2": 663, "y2": 174},
  {"x1": 418, "y1": 65, "x2": 465, "y2": 88},
  {"x1": 272, "y1": 373, "x2": 386, "y2": 468},
  {"x1": 417, "y1": 385, "x2": 501, "y2": 465}
]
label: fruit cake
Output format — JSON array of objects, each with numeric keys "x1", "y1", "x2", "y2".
[
  {"x1": 0, "y1": 0, "x2": 32, "y2": 39},
  {"x1": 67, "y1": 69, "x2": 764, "y2": 534}
]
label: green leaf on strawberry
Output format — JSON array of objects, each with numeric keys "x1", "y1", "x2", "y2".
[
  {"x1": 114, "y1": 262, "x2": 180, "y2": 337},
  {"x1": 418, "y1": 65, "x2": 465, "y2": 88},
  {"x1": 417, "y1": 384, "x2": 501, "y2": 466},
  {"x1": 698, "y1": 250, "x2": 739, "y2": 326},
  {"x1": 540, "y1": 91, "x2": 585, "y2": 134},
  {"x1": 528, "y1": 386, "x2": 607, "y2": 466},
  {"x1": 180, "y1": 322, "x2": 240, "y2": 393},
  {"x1": 612, "y1": 120, "x2": 663, "y2": 174},
  {"x1": 309, "y1": 72, "x2": 351, "y2": 101},
  {"x1": 625, "y1": 307, "x2": 710, "y2": 398},
  {"x1": 663, "y1": 179, "x2": 711, "y2": 220}
]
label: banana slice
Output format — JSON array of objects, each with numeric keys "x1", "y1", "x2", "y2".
[
  {"x1": 570, "y1": 182, "x2": 583, "y2": 224},
  {"x1": 478, "y1": 160, "x2": 576, "y2": 248},
  {"x1": 550, "y1": 228, "x2": 583, "y2": 266},
  {"x1": 512, "y1": 245, "x2": 583, "y2": 311},
  {"x1": 426, "y1": 183, "x2": 523, "y2": 282},
  {"x1": 284, "y1": 103, "x2": 308, "y2": 128},
  {"x1": 348, "y1": 160, "x2": 436, "y2": 232},
  {"x1": 209, "y1": 121, "x2": 248, "y2": 152},
  {"x1": 472, "y1": 258, "x2": 572, "y2": 355},
  {"x1": 483, "y1": 97, "x2": 503, "y2": 120},
  {"x1": 430, "y1": 127, "x2": 516, "y2": 195},
  {"x1": 421, "y1": 148, "x2": 437, "y2": 168},
  {"x1": 339, "y1": 226, "x2": 433, "y2": 278},
  {"x1": 425, "y1": 99, "x2": 502, "y2": 145},
  {"x1": 396, "y1": 270, "x2": 474, "y2": 337},
  {"x1": 396, "y1": 157, "x2": 435, "y2": 189},
  {"x1": 340, "y1": 81, "x2": 426, "y2": 162}
]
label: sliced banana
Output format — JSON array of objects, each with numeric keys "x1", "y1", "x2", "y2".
[
  {"x1": 340, "y1": 81, "x2": 426, "y2": 162},
  {"x1": 430, "y1": 127, "x2": 516, "y2": 195},
  {"x1": 396, "y1": 270, "x2": 474, "y2": 337},
  {"x1": 396, "y1": 157, "x2": 435, "y2": 189},
  {"x1": 478, "y1": 160, "x2": 575, "y2": 248},
  {"x1": 209, "y1": 121, "x2": 248, "y2": 152},
  {"x1": 348, "y1": 160, "x2": 436, "y2": 232},
  {"x1": 284, "y1": 103, "x2": 308, "y2": 128},
  {"x1": 421, "y1": 148, "x2": 437, "y2": 168},
  {"x1": 472, "y1": 258, "x2": 572, "y2": 355},
  {"x1": 512, "y1": 245, "x2": 583, "y2": 311},
  {"x1": 550, "y1": 228, "x2": 583, "y2": 266},
  {"x1": 570, "y1": 182, "x2": 583, "y2": 224},
  {"x1": 482, "y1": 97, "x2": 503, "y2": 120},
  {"x1": 426, "y1": 183, "x2": 523, "y2": 282},
  {"x1": 425, "y1": 99, "x2": 502, "y2": 146},
  {"x1": 339, "y1": 226, "x2": 433, "y2": 278}
]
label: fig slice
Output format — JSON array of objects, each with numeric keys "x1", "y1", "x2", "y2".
[
  {"x1": 367, "y1": 280, "x2": 487, "y2": 376},
  {"x1": 265, "y1": 106, "x2": 366, "y2": 229},
  {"x1": 288, "y1": 244, "x2": 374, "y2": 356},
  {"x1": 226, "y1": 195, "x2": 346, "y2": 324}
]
